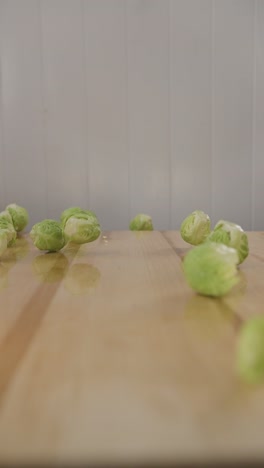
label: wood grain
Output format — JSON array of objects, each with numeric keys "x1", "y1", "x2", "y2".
[{"x1": 0, "y1": 232, "x2": 264, "y2": 466}]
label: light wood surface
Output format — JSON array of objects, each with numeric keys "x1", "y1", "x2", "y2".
[{"x1": 0, "y1": 231, "x2": 264, "y2": 466}]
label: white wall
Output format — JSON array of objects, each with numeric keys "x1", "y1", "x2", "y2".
[{"x1": 0, "y1": 0, "x2": 263, "y2": 231}]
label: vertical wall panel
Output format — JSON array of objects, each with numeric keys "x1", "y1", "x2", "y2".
[
  {"x1": 84, "y1": 0, "x2": 129, "y2": 230},
  {"x1": 127, "y1": 0, "x2": 170, "y2": 230},
  {"x1": 40, "y1": 0, "x2": 88, "y2": 220},
  {"x1": 212, "y1": 0, "x2": 254, "y2": 229},
  {"x1": 0, "y1": 0, "x2": 46, "y2": 227},
  {"x1": 0, "y1": 0, "x2": 5, "y2": 207},
  {"x1": 253, "y1": 0, "x2": 264, "y2": 230},
  {"x1": 0, "y1": 108, "x2": 5, "y2": 208},
  {"x1": 170, "y1": 0, "x2": 212, "y2": 229},
  {"x1": 0, "y1": 24, "x2": 5, "y2": 208},
  {"x1": 0, "y1": 0, "x2": 263, "y2": 230}
]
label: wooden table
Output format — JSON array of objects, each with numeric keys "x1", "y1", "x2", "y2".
[{"x1": 0, "y1": 231, "x2": 264, "y2": 466}]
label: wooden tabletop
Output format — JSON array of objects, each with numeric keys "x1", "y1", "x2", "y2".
[{"x1": 0, "y1": 231, "x2": 264, "y2": 466}]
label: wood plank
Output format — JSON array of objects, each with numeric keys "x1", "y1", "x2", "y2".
[
  {"x1": 223, "y1": 232, "x2": 264, "y2": 320},
  {"x1": 162, "y1": 230, "x2": 191, "y2": 259},
  {"x1": 0, "y1": 236, "x2": 81, "y2": 400},
  {"x1": 164, "y1": 231, "x2": 264, "y2": 322},
  {"x1": 246, "y1": 231, "x2": 264, "y2": 259},
  {"x1": 0, "y1": 231, "x2": 247, "y2": 464}
]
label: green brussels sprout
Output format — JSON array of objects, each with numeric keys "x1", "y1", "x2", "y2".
[
  {"x1": 207, "y1": 220, "x2": 249, "y2": 264},
  {"x1": 60, "y1": 206, "x2": 83, "y2": 225},
  {"x1": 30, "y1": 219, "x2": 66, "y2": 252},
  {"x1": 0, "y1": 231, "x2": 8, "y2": 257},
  {"x1": 64, "y1": 212, "x2": 101, "y2": 244},
  {"x1": 183, "y1": 242, "x2": 239, "y2": 297},
  {"x1": 236, "y1": 317, "x2": 264, "y2": 383},
  {"x1": 60, "y1": 207, "x2": 98, "y2": 229},
  {"x1": 6, "y1": 203, "x2": 29, "y2": 232},
  {"x1": 0, "y1": 218, "x2": 17, "y2": 247},
  {"x1": 129, "y1": 214, "x2": 153, "y2": 231},
  {"x1": 180, "y1": 210, "x2": 211, "y2": 245},
  {"x1": 0, "y1": 210, "x2": 13, "y2": 224}
]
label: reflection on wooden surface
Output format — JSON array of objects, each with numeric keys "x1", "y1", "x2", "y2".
[
  {"x1": 0, "y1": 232, "x2": 263, "y2": 465},
  {"x1": 64, "y1": 263, "x2": 101, "y2": 296}
]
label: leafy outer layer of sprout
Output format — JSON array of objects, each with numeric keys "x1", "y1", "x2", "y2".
[
  {"x1": 180, "y1": 210, "x2": 211, "y2": 245},
  {"x1": 64, "y1": 213, "x2": 101, "y2": 244},
  {"x1": 0, "y1": 231, "x2": 8, "y2": 256},
  {"x1": 6, "y1": 203, "x2": 29, "y2": 232},
  {"x1": 207, "y1": 220, "x2": 249, "y2": 264},
  {"x1": 30, "y1": 220, "x2": 66, "y2": 252},
  {"x1": 60, "y1": 207, "x2": 98, "y2": 229},
  {"x1": 0, "y1": 219, "x2": 17, "y2": 247},
  {"x1": 129, "y1": 214, "x2": 153, "y2": 231},
  {"x1": 0, "y1": 210, "x2": 13, "y2": 224},
  {"x1": 60, "y1": 207, "x2": 82, "y2": 225},
  {"x1": 183, "y1": 242, "x2": 239, "y2": 297},
  {"x1": 236, "y1": 317, "x2": 264, "y2": 383}
]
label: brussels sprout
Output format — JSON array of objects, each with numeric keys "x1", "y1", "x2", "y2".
[
  {"x1": 6, "y1": 203, "x2": 29, "y2": 232},
  {"x1": 0, "y1": 210, "x2": 13, "y2": 224},
  {"x1": 129, "y1": 214, "x2": 153, "y2": 231},
  {"x1": 30, "y1": 220, "x2": 66, "y2": 252},
  {"x1": 0, "y1": 231, "x2": 8, "y2": 257},
  {"x1": 60, "y1": 206, "x2": 82, "y2": 225},
  {"x1": 207, "y1": 220, "x2": 249, "y2": 264},
  {"x1": 64, "y1": 212, "x2": 101, "y2": 244},
  {"x1": 0, "y1": 219, "x2": 17, "y2": 247},
  {"x1": 183, "y1": 242, "x2": 239, "y2": 297},
  {"x1": 236, "y1": 317, "x2": 264, "y2": 383},
  {"x1": 60, "y1": 207, "x2": 98, "y2": 228},
  {"x1": 180, "y1": 210, "x2": 211, "y2": 245}
]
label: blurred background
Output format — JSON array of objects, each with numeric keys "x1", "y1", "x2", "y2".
[{"x1": 0, "y1": 0, "x2": 263, "y2": 230}]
